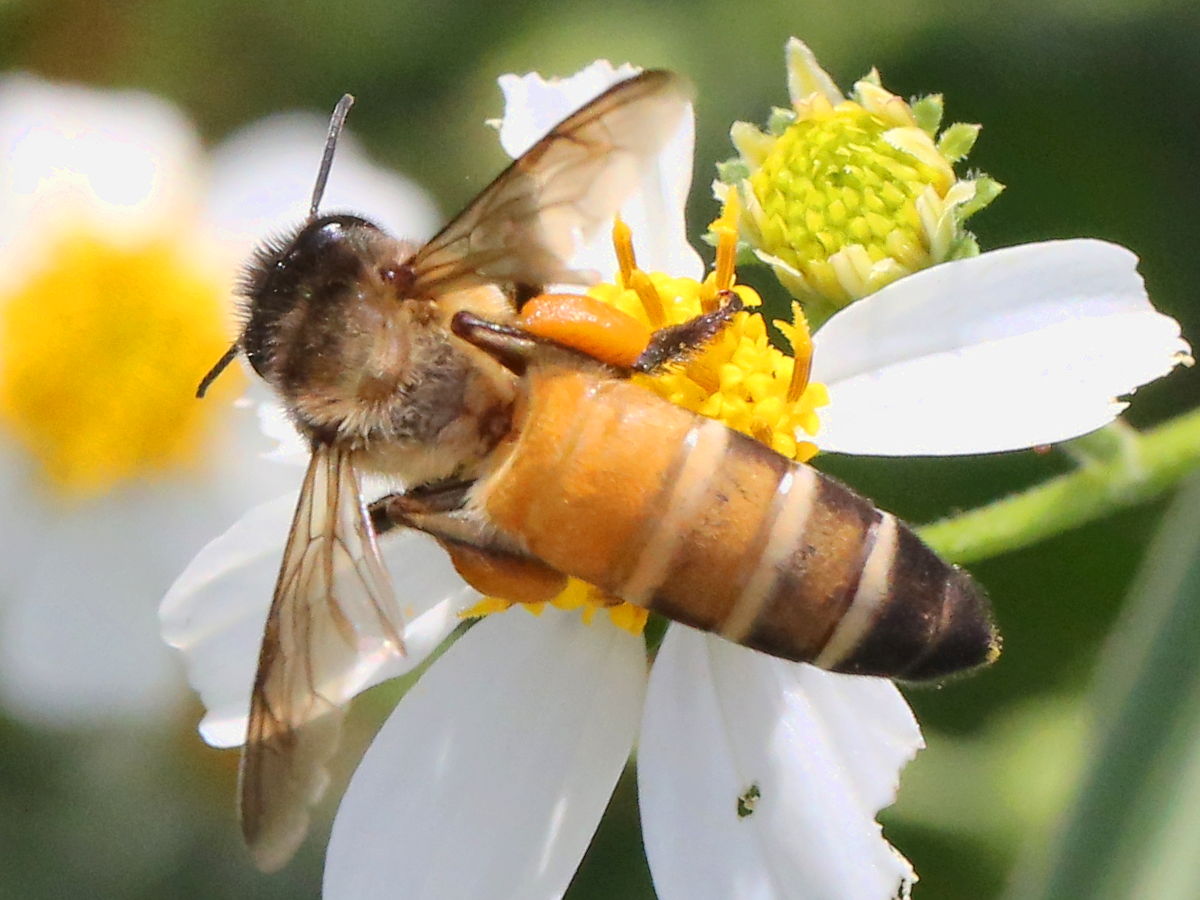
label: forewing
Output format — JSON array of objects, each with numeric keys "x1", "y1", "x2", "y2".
[
  {"x1": 239, "y1": 445, "x2": 404, "y2": 872},
  {"x1": 409, "y1": 69, "x2": 692, "y2": 297}
]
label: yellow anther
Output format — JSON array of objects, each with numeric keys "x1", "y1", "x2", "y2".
[
  {"x1": 612, "y1": 216, "x2": 636, "y2": 286},
  {"x1": 714, "y1": 230, "x2": 737, "y2": 297},
  {"x1": 774, "y1": 302, "x2": 814, "y2": 403},
  {"x1": 709, "y1": 192, "x2": 742, "y2": 295},
  {"x1": 629, "y1": 269, "x2": 666, "y2": 328}
]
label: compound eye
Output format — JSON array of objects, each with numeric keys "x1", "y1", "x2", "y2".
[{"x1": 239, "y1": 214, "x2": 382, "y2": 301}]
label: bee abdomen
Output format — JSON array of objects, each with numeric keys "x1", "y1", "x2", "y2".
[
  {"x1": 483, "y1": 372, "x2": 999, "y2": 680},
  {"x1": 627, "y1": 426, "x2": 998, "y2": 681},
  {"x1": 728, "y1": 472, "x2": 999, "y2": 680}
]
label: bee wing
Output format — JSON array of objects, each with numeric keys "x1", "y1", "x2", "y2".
[
  {"x1": 409, "y1": 69, "x2": 692, "y2": 297},
  {"x1": 239, "y1": 444, "x2": 404, "y2": 872}
]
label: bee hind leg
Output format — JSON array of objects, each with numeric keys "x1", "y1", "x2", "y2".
[
  {"x1": 632, "y1": 290, "x2": 743, "y2": 374},
  {"x1": 368, "y1": 480, "x2": 473, "y2": 537},
  {"x1": 453, "y1": 288, "x2": 743, "y2": 378},
  {"x1": 368, "y1": 486, "x2": 567, "y2": 604}
]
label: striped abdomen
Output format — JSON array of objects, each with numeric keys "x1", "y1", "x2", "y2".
[{"x1": 478, "y1": 367, "x2": 1000, "y2": 680}]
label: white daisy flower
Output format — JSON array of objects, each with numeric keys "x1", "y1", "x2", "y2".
[
  {"x1": 0, "y1": 74, "x2": 437, "y2": 727},
  {"x1": 161, "y1": 61, "x2": 1188, "y2": 900}
]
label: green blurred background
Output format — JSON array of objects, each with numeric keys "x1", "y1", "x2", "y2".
[{"x1": 1, "y1": 0, "x2": 1198, "y2": 897}]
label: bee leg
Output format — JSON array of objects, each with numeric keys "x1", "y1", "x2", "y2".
[
  {"x1": 368, "y1": 481, "x2": 472, "y2": 536},
  {"x1": 632, "y1": 290, "x2": 743, "y2": 374},
  {"x1": 368, "y1": 487, "x2": 567, "y2": 603},
  {"x1": 451, "y1": 312, "x2": 543, "y2": 375},
  {"x1": 371, "y1": 484, "x2": 537, "y2": 559},
  {"x1": 440, "y1": 542, "x2": 567, "y2": 605},
  {"x1": 516, "y1": 294, "x2": 652, "y2": 368},
  {"x1": 454, "y1": 291, "x2": 742, "y2": 378}
]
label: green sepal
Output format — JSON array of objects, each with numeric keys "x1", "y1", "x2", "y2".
[
  {"x1": 766, "y1": 106, "x2": 798, "y2": 136},
  {"x1": 946, "y1": 232, "x2": 981, "y2": 261},
  {"x1": 911, "y1": 93, "x2": 945, "y2": 136},
  {"x1": 938, "y1": 122, "x2": 981, "y2": 162},
  {"x1": 858, "y1": 67, "x2": 883, "y2": 88},
  {"x1": 959, "y1": 175, "x2": 1005, "y2": 220},
  {"x1": 716, "y1": 157, "x2": 750, "y2": 184}
]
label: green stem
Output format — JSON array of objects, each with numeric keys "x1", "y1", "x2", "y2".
[{"x1": 917, "y1": 408, "x2": 1200, "y2": 565}]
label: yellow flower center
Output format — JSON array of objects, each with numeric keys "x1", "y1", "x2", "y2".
[
  {"x1": 462, "y1": 578, "x2": 650, "y2": 635},
  {"x1": 464, "y1": 212, "x2": 827, "y2": 635},
  {"x1": 749, "y1": 101, "x2": 951, "y2": 306},
  {"x1": 0, "y1": 230, "x2": 242, "y2": 498}
]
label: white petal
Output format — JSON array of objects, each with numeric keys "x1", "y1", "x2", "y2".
[
  {"x1": 640, "y1": 628, "x2": 920, "y2": 900},
  {"x1": 0, "y1": 497, "x2": 184, "y2": 725},
  {"x1": 497, "y1": 62, "x2": 702, "y2": 281},
  {"x1": 325, "y1": 608, "x2": 645, "y2": 900},
  {"x1": 811, "y1": 240, "x2": 1190, "y2": 455},
  {"x1": 0, "y1": 75, "x2": 201, "y2": 286},
  {"x1": 160, "y1": 493, "x2": 474, "y2": 747},
  {"x1": 497, "y1": 61, "x2": 641, "y2": 159},
  {"x1": 205, "y1": 112, "x2": 441, "y2": 263},
  {"x1": 0, "y1": 393, "x2": 294, "y2": 727},
  {"x1": 254, "y1": 398, "x2": 309, "y2": 466}
]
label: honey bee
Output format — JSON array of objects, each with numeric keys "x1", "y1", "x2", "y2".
[{"x1": 198, "y1": 70, "x2": 999, "y2": 873}]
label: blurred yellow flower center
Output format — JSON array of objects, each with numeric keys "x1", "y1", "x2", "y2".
[
  {"x1": 463, "y1": 212, "x2": 827, "y2": 634},
  {"x1": 749, "y1": 102, "x2": 951, "y2": 304},
  {"x1": 0, "y1": 231, "x2": 241, "y2": 497}
]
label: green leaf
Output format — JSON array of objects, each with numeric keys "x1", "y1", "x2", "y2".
[{"x1": 1008, "y1": 471, "x2": 1200, "y2": 899}]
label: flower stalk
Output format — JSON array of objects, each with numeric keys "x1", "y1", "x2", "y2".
[{"x1": 919, "y1": 410, "x2": 1200, "y2": 565}]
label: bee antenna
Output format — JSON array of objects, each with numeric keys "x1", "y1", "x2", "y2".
[
  {"x1": 196, "y1": 341, "x2": 241, "y2": 399},
  {"x1": 309, "y1": 93, "x2": 355, "y2": 219}
]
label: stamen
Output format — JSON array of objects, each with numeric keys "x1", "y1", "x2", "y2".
[
  {"x1": 710, "y1": 191, "x2": 742, "y2": 295},
  {"x1": 612, "y1": 217, "x2": 636, "y2": 286},
  {"x1": 779, "y1": 302, "x2": 814, "y2": 402},
  {"x1": 714, "y1": 229, "x2": 737, "y2": 295},
  {"x1": 630, "y1": 270, "x2": 666, "y2": 328}
]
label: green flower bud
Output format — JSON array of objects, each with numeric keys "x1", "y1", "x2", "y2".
[{"x1": 717, "y1": 37, "x2": 1003, "y2": 324}]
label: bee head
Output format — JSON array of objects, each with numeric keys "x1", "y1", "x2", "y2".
[
  {"x1": 197, "y1": 93, "x2": 376, "y2": 399},
  {"x1": 237, "y1": 213, "x2": 387, "y2": 381}
]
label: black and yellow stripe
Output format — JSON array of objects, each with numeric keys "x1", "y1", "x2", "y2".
[{"x1": 479, "y1": 366, "x2": 1000, "y2": 681}]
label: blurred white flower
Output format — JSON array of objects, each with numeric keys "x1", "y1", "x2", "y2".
[
  {"x1": 163, "y1": 61, "x2": 1188, "y2": 900},
  {"x1": 0, "y1": 74, "x2": 438, "y2": 727}
]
